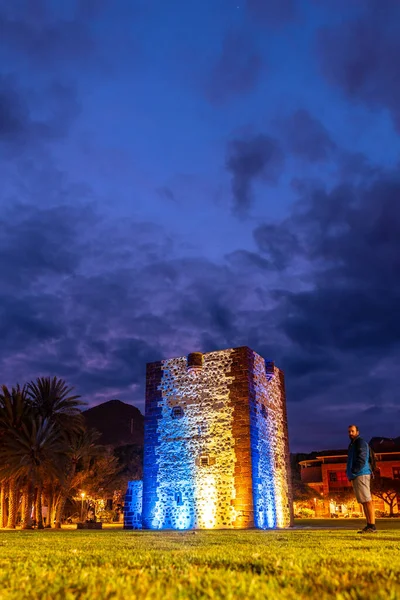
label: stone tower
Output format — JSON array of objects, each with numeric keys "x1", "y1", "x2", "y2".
[{"x1": 124, "y1": 346, "x2": 293, "y2": 530}]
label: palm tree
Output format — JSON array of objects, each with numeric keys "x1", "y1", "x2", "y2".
[
  {"x1": 26, "y1": 376, "x2": 86, "y2": 528},
  {"x1": 0, "y1": 413, "x2": 63, "y2": 529},
  {"x1": 54, "y1": 428, "x2": 103, "y2": 527},
  {"x1": 0, "y1": 385, "x2": 31, "y2": 528},
  {"x1": 0, "y1": 480, "x2": 6, "y2": 528},
  {"x1": 42, "y1": 476, "x2": 61, "y2": 528},
  {"x1": 26, "y1": 377, "x2": 85, "y2": 436},
  {"x1": 0, "y1": 384, "x2": 30, "y2": 430},
  {"x1": 6, "y1": 478, "x2": 18, "y2": 529}
]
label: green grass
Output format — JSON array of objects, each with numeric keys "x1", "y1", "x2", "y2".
[
  {"x1": 295, "y1": 518, "x2": 400, "y2": 529},
  {"x1": 1, "y1": 526, "x2": 400, "y2": 599}
]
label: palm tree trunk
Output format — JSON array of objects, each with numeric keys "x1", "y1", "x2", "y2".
[
  {"x1": 32, "y1": 488, "x2": 37, "y2": 526},
  {"x1": 21, "y1": 481, "x2": 33, "y2": 529},
  {"x1": 50, "y1": 491, "x2": 59, "y2": 528},
  {"x1": 20, "y1": 491, "x2": 26, "y2": 526},
  {"x1": 0, "y1": 480, "x2": 6, "y2": 528},
  {"x1": 36, "y1": 483, "x2": 44, "y2": 529},
  {"x1": 45, "y1": 492, "x2": 52, "y2": 528},
  {"x1": 55, "y1": 466, "x2": 76, "y2": 529},
  {"x1": 55, "y1": 495, "x2": 67, "y2": 528},
  {"x1": 6, "y1": 478, "x2": 17, "y2": 529}
]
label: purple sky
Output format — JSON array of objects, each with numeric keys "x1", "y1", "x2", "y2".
[{"x1": 1, "y1": 0, "x2": 399, "y2": 452}]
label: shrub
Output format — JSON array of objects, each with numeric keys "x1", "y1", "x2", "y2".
[{"x1": 297, "y1": 507, "x2": 315, "y2": 518}]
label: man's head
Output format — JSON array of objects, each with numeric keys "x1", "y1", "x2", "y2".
[{"x1": 348, "y1": 424, "x2": 359, "y2": 441}]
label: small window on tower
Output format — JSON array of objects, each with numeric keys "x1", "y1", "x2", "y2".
[
  {"x1": 172, "y1": 406, "x2": 184, "y2": 419},
  {"x1": 200, "y1": 455, "x2": 209, "y2": 467},
  {"x1": 175, "y1": 492, "x2": 183, "y2": 506}
]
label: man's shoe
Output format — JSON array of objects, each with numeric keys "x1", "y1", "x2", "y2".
[{"x1": 358, "y1": 526, "x2": 377, "y2": 534}]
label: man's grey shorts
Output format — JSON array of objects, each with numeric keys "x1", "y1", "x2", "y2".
[{"x1": 352, "y1": 475, "x2": 372, "y2": 503}]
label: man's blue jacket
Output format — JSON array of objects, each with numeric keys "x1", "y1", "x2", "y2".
[{"x1": 346, "y1": 436, "x2": 371, "y2": 481}]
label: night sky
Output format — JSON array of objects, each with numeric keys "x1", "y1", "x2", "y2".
[{"x1": 1, "y1": 0, "x2": 399, "y2": 452}]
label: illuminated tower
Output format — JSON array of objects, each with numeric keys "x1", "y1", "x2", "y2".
[{"x1": 124, "y1": 346, "x2": 293, "y2": 530}]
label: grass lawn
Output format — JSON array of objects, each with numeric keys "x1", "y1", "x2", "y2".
[
  {"x1": 295, "y1": 518, "x2": 400, "y2": 529},
  {"x1": 1, "y1": 525, "x2": 400, "y2": 599}
]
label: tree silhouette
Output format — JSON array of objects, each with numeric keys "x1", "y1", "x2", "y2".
[{"x1": 372, "y1": 476, "x2": 400, "y2": 517}]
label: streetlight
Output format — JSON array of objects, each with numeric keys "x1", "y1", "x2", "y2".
[{"x1": 80, "y1": 492, "x2": 86, "y2": 522}]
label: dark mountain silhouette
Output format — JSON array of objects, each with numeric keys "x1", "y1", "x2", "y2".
[{"x1": 83, "y1": 399, "x2": 144, "y2": 447}]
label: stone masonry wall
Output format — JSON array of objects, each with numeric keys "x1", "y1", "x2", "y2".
[
  {"x1": 142, "y1": 349, "x2": 239, "y2": 529},
  {"x1": 229, "y1": 347, "x2": 255, "y2": 527},
  {"x1": 249, "y1": 353, "x2": 293, "y2": 528},
  {"x1": 140, "y1": 346, "x2": 292, "y2": 529},
  {"x1": 141, "y1": 360, "x2": 163, "y2": 529},
  {"x1": 123, "y1": 481, "x2": 143, "y2": 529}
]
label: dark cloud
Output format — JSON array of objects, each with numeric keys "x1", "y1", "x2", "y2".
[
  {"x1": 280, "y1": 352, "x2": 339, "y2": 378},
  {"x1": 253, "y1": 223, "x2": 299, "y2": 270},
  {"x1": 156, "y1": 186, "x2": 177, "y2": 205},
  {"x1": 248, "y1": 162, "x2": 400, "y2": 450},
  {"x1": 77, "y1": 0, "x2": 111, "y2": 19},
  {"x1": 0, "y1": 1, "x2": 88, "y2": 157},
  {"x1": 225, "y1": 249, "x2": 272, "y2": 271},
  {"x1": 283, "y1": 287, "x2": 400, "y2": 353},
  {"x1": 0, "y1": 0, "x2": 104, "y2": 158},
  {"x1": 318, "y1": 1, "x2": 400, "y2": 130},
  {"x1": 77, "y1": 337, "x2": 161, "y2": 396},
  {"x1": 1, "y1": 104, "x2": 399, "y2": 452},
  {"x1": 246, "y1": 0, "x2": 297, "y2": 26},
  {"x1": 0, "y1": 204, "x2": 90, "y2": 291},
  {"x1": 0, "y1": 76, "x2": 80, "y2": 154},
  {"x1": 0, "y1": 77, "x2": 27, "y2": 139},
  {"x1": 38, "y1": 82, "x2": 81, "y2": 138},
  {"x1": 1, "y1": 171, "x2": 399, "y2": 450},
  {"x1": 283, "y1": 109, "x2": 336, "y2": 162},
  {"x1": 0, "y1": 0, "x2": 106, "y2": 67},
  {"x1": 226, "y1": 134, "x2": 284, "y2": 214},
  {"x1": 0, "y1": 202, "x2": 165, "y2": 402},
  {"x1": 0, "y1": 196, "x2": 279, "y2": 408},
  {"x1": 260, "y1": 171, "x2": 400, "y2": 394},
  {"x1": 1, "y1": 0, "x2": 398, "y2": 454},
  {"x1": 205, "y1": 31, "x2": 264, "y2": 104},
  {"x1": 300, "y1": 176, "x2": 400, "y2": 289},
  {"x1": 0, "y1": 293, "x2": 66, "y2": 352}
]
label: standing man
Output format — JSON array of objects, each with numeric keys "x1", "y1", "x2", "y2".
[{"x1": 347, "y1": 424, "x2": 376, "y2": 533}]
